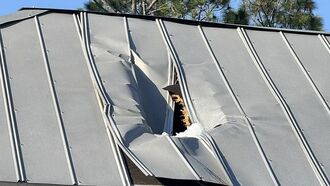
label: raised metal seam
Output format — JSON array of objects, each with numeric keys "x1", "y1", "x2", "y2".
[
  {"x1": 79, "y1": 12, "x2": 152, "y2": 179},
  {"x1": 0, "y1": 28, "x2": 25, "y2": 182},
  {"x1": 238, "y1": 27, "x2": 329, "y2": 186}
]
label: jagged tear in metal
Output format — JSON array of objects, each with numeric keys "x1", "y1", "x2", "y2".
[{"x1": 0, "y1": 8, "x2": 330, "y2": 186}]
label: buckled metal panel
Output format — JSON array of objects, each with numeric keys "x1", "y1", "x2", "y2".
[
  {"x1": 246, "y1": 29, "x2": 330, "y2": 182},
  {"x1": 127, "y1": 18, "x2": 169, "y2": 134},
  {"x1": 1, "y1": 8, "x2": 330, "y2": 186},
  {"x1": 87, "y1": 13, "x2": 197, "y2": 180},
  {"x1": 0, "y1": 18, "x2": 72, "y2": 184},
  {"x1": 38, "y1": 13, "x2": 124, "y2": 185}
]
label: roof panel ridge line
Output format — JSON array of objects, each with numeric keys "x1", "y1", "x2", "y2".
[
  {"x1": 237, "y1": 27, "x2": 330, "y2": 186},
  {"x1": 79, "y1": 12, "x2": 152, "y2": 179},
  {"x1": 78, "y1": 12, "x2": 133, "y2": 185},
  {"x1": 76, "y1": 12, "x2": 134, "y2": 185},
  {"x1": 34, "y1": 16, "x2": 78, "y2": 185},
  {"x1": 73, "y1": 14, "x2": 83, "y2": 41},
  {"x1": 281, "y1": 32, "x2": 330, "y2": 116},
  {"x1": 198, "y1": 25, "x2": 279, "y2": 186},
  {"x1": 155, "y1": 18, "x2": 198, "y2": 123},
  {"x1": 165, "y1": 135, "x2": 201, "y2": 180},
  {"x1": 123, "y1": 17, "x2": 148, "y2": 120},
  {"x1": 319, "y1": 34, "x2": 330, "y2": 55},
  {"x1": 162, "y1": 54, "x2": 175, "y2": 134},
  {"x1": 80, "y1": 12, "x2": 108, "y2": 106},
  {"x1": 200, "y1": 133, "x2": 237, "y2": 185},
  {"x1": 0, "y1": 29, "x2": 26, "y2": 182},
  {"x1": 156, "y1": 18, "x2": 232, "y2": 185}
]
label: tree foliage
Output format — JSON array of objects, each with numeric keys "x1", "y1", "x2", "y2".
[
  {"x1": 84, "y1": 0, "x2": 230, "y2": 21},
  {"x1": 222, "y1": 5, "x2": 249, "y2": 25},
  {"x1": 241, "y1": 0, "x2": 323, "y2": 30},
  {"x1": 83, "y1": 0, "x2": 323, "y2": 30}
]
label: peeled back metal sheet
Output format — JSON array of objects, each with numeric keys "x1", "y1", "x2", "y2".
[
  {"x1": 1, "y1": 18, "x2": 73, "y2": 184},
  {"x1": 87, "y1": 13, "x2": 197, "y2": 180},
  {"x1": 127, "y1": 18, "x2": 169, "y2": 134},
  {"x1": 38, "y1": 13, "x2": 124, "y2": 185},
  {"x1": 246, "y1": 29, "x2": 330, "y2": 180}
]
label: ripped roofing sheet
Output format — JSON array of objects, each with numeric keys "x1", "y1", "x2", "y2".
[{"x1": 0, "y1": 8, "x2": 330, "y2": 186}]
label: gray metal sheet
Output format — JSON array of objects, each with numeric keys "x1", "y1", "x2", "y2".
[
  {"x1": 0, "y1": 43, "x2": 17, "y2": 181},
  {"x1": 38, "y1": 13, "x2": 123, "y2": 185},
  {"x1": 87, "y1": 14, "x2": 196, "y2": 180},
  {"x1": 171, "y1": 137, "x2": 229, "y2": 184},
  {"x1": 1, "y1": 18, "x2": 72, "y2": 184},
  {"x1": 129, "y1": 135, "x2": 197, "y2": 179},
  {"x1": 0, "y1": 10, "x2": 47, "y2": 26},
  {"x1": 127, "y1": 18, "x2": 169, "y2": 134},
  {"x1": 1, "y1": 9, "x2": 330, "y2": 185},
  {"x1": 285, "y1": 33, "x2": 330, "y2": 111},
  {"x1": 163, "y1": 21, "x2": 233, "y2": 131},
  {"x1": 203, "y1": 27, "x2": 320, "y2": 185},
  {"x1": 163, "y1": 21, "x2": 276, "y2": 185},
  {"x1": 210, "y1": 123, "x2": 273, "y2": 185},
  {"x1": 246, "y1": 29, "x2": 330, "y2": 179}
]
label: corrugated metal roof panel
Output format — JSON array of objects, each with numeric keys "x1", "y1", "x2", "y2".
[
  {"x1": 1, "y1": 17, "x2": 72, "y2": 184},
  {"x1": 0, "y1": 8, "x2": 330, "y2": 185}
]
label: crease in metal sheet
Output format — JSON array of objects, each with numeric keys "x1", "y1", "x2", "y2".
[
  {"x1": 165, "y1": 135, "x2": 200, "y2": 180},
  {"x1": 107, "y1": 14, "x2": 199, "y2": 180},
  {"x1": 238, "y1": 27, "x2": 329, "y2": 186},
  {"x1": 173, "y1": 136, "x2": 230, "y2": 184},
  {"x1": 280, "y1": 32, "x2": 330, "y2": 116},
  {"x1": 156, "y1": 19, "x2": 232, "y2": 185},
  {"x1": 0, "y1": 29, "x2": 24, "y2": 182},
  {"x1": 123, "y1": 16, "x2": 147, "y2": 131},
  {"x1": 200, "y1": 133, "x2": 237, "y2": 185},
  {"x1": 81, "y1": 11, "x2": 154, "y2": 178},
  {"x1": 76, "y1": 12, "x2": 133, "y2": 185},
  {"x1": 126, "y1": 17, "x2": 169, "y2": 134},
  {"x1": 163, "y1": 54, "x2": 175, "y2": 134},
  {"x1": 199, "y1": 25, "x2": 279, "y2": 186},
  {"x1": 34, "y1": 16, "x2": 77, "y2": 185}
]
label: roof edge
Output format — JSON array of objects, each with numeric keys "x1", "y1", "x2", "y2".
[
  {"x1": 18, "y1": 7, "x2": 330, "y2": 36},
  {"x1": 0, "y1": 9, "x2": 48, "y2": 27}
]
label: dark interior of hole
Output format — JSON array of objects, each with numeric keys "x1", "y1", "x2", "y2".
[
  {"x1": 172, "y1": 97, "x2": 188, "y2": 134},
  {"x1": 170, "y1": 71, "x2": 191, "y2": 135}
]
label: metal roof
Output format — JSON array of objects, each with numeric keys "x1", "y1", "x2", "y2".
[{"x1": 0, "y1": 8, "x2": 330, "y2": 186}]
